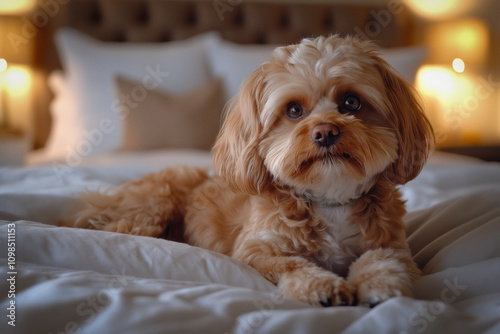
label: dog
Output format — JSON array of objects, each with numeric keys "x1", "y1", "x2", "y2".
[{"x1": 68, "y1": 35, "x2": 434, "y2": 307}]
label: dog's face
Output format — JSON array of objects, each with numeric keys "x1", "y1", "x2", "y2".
[{"x1": 214, "y1": 35, "x2": 434, "y2": 201}]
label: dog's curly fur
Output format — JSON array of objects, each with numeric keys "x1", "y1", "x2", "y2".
[{"x1": 67, "y1": 35, "x2": 434, "y2": 307}]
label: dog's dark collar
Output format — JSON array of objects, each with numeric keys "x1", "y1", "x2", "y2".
[
  {"x1": 304, "y1": 194, "x2": 360, "y2": 209},
  {"x1": 318, "y1": 200, "x2": 351, "y2": 208}
]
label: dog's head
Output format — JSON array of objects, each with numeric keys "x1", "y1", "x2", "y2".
[{"x1": 213, "y1": 35, "x2": 434, "y2": 202}]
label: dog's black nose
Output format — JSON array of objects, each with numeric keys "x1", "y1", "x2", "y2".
[{"x1": 311, "y1": 123, "x2": 340, "y2": 148}]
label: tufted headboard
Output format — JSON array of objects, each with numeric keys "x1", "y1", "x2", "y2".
[{"x1": 33, "y1": 0, "x2": 416, "y2": 149}]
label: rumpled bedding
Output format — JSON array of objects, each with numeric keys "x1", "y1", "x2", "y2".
[{"x1": 1, "y1": 150, "x2": 499, "y2": 334}]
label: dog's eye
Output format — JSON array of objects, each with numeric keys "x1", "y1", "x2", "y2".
[
  {"x1": 286, "y1": 102, "x2": 304, "y2": 120},
  {"x1": 342, "y1": 95, "x2": 362, "y2": 113}
]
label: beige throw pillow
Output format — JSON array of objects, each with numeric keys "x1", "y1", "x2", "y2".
[{"x1": 116, "y1": 76, "x2": 223, "y2": 151}]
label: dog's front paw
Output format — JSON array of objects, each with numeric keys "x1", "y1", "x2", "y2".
[
  {"x1": 347, "y1": 249, "x2": 417, "y2": 308},
  {"x1": 354, "y1": 279, "x2": 408, "y2": 308},
  {"x1": 279, "y1": 269, "x2": 356, "y2": 307}
]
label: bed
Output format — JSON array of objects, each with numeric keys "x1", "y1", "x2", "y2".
[{"x1": 2, "y1": 1, "x2": 500, "y2": 333}]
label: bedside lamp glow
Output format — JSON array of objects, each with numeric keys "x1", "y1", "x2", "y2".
[
  {"x1": 0, "y1": 59, "x2": 32, "y2": 132},
  {"x1": 416, "y1": 66, "x2": 456, "y2": 100},
  {"x1": 0, "y1": 1, "x2": 36, "y2": 142},
  {"x1": 416, "y1": 65, "x2": 481, "y2": 145},
  {"x1": 5, "y1": 65, "x2": 31, "y2": 97}
]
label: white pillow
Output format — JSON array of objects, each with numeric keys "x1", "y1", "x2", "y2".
[
  {"x1": 51, "y1": 28, "x2": 220, "y2": 157},
  {"x1": 379, "y1": 46, "x2": 428, "y2": 84},
  {"x1": 44, "y1": 71, "x2": 81, "y2": 160},
  {"x1": 207, "y1": 39, "x2": 278, "y2": 102}
]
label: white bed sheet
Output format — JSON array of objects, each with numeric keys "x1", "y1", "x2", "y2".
[{"x1": 1, "y1": 150, "x2": 500, "y2": 334}]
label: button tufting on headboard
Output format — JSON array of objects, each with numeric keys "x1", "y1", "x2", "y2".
[{"x1": 51, "y1": 0, "x2": 412, "y2": 45}]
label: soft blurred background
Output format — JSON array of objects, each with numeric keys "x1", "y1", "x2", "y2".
[{"x1": 0, "y1": 0, "x2": 499, "y2": 165}]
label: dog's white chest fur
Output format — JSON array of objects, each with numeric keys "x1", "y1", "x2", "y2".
[{"x1": 312, "y1": 203, "x2": 362, "y2": 276}]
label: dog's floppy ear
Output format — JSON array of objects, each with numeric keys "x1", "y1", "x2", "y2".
[
  {"x1": 376, "y1": 59, "x2": 435, "y2": 184},
  {"x1": 213, "y1": 67, "x2": 273, "y2": 194}
]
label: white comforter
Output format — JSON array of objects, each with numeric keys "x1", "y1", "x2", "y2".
[{"x1": 1, "y1": 150, "x2": 500, "y2": 334}]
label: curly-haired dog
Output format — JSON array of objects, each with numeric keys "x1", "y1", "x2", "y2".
[{"x1": 68, "y1": 35, "x2": 434, "y2": 307}]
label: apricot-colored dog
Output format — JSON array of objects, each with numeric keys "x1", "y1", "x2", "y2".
[{"x1": 69, "y1": 35, "x2": 434, "y2": 307}]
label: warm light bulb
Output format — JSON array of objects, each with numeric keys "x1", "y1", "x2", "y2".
[
  {"x1": 452, "y1": 58, "x2": 465, "y2": 73},
  {"x1": 416, "y1": 65, "x2": 455, "y2": 99},
  {"x1": 403, "y1": 0, "x2": 474, "y2": 20},
  {"x1": 0, "y1": 59, "x2": 7, "y2": 73},
  {"x1": 5, "y1": 65, "x2": 31, "y2": 96},
  {"x1": 0, "y1": 0, "x2": 37, "y2": 14}
]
